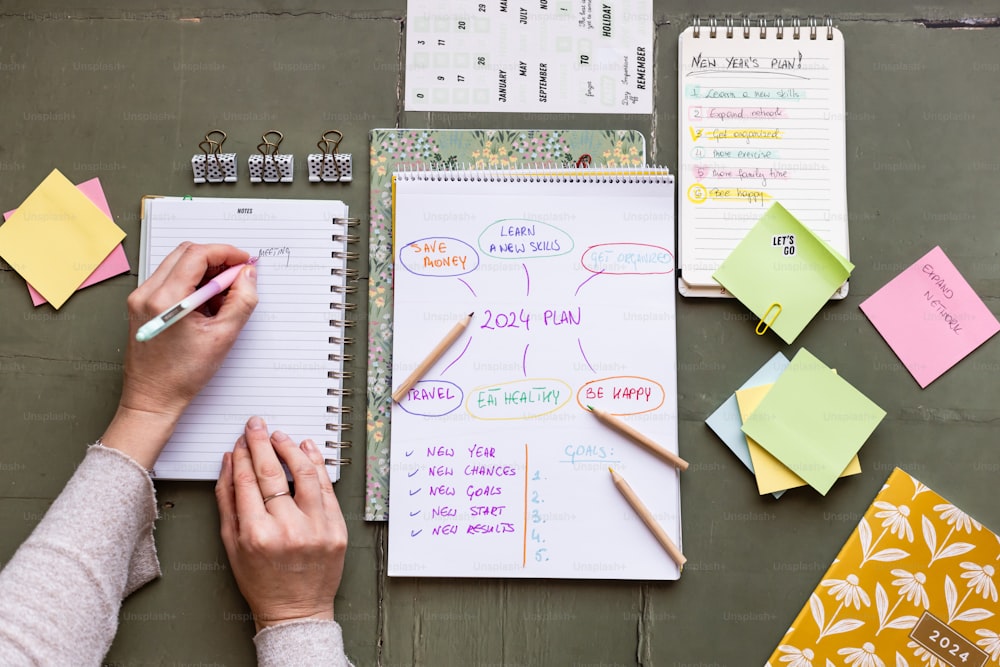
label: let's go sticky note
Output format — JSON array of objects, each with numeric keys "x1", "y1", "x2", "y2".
[
  {"x1": 713, "y1": 203, "x2": 853, "y2": 344},
  {"x1": 0, "y1": 169, "x2": 125, "y2": 309}
]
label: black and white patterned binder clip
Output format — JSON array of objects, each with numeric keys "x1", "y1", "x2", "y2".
[
  {"x1": 248, "y1": 130, "x2": 293, "y2": 183},
  {"x1": 308, "y1": 130, "x2": 352, "y2": 183},
  {"x1": 191, "y1": 130, "x2": 237, "y2": 184}
]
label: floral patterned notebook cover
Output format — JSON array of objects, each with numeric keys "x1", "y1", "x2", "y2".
[
  {"x1": 768, "y1": 468, "x2": 1000, "y2": 667},
  {"x1": 365, "y1": 128, "x2": 647, "y2": 520}
]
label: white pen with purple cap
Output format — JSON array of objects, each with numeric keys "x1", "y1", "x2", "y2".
[{"x1": 135, "y1": 257, "x2": 257, "y2": 342}]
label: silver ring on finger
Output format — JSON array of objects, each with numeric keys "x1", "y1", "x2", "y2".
[{"x1": 262, "y1": 490, "x2": 291, "y2": 505}]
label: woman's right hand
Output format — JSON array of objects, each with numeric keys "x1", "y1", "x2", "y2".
[{"x1": 102, "y1": 242, "x2": 258, "y2": 469}]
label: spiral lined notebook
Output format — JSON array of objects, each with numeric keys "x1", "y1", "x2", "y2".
[
  {"x1": 387, "y1": 167, "x2": 681, "y2": 579},
  {"x1": 138, "y1": 197, "x2": 355, "y2": 481},
  {"x1": 677, "y1": 17, "x2": 849, "y2": 297}
]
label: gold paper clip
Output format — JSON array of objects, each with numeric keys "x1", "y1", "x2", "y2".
[
  {"x1": 191, "y1": 129, "x2": 237, "y2": 184},
  {"x1": 755, "y1": 302, "x2": 782, "y2": 335},
  {"x1": 308, "y1": 130, "x2": 352, "y2": 183},
  {"x1": 249, "y1": 130, "x2": 293, "y2": 183}
]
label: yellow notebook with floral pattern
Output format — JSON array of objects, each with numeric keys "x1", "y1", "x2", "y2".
[{"x1": 767, "y1": 468, "x2": 1000, "y2": 667}]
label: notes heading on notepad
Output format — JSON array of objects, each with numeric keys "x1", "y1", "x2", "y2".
[
  {"x1": 0, "y1": 169, "x2": 126, "y2": 309},
  {"x1": 860, "y1": 246, "x2": 1000, "y2": 388},
  {"x1": 713, "y1": 202, "x2": 853, "y2": 344}
]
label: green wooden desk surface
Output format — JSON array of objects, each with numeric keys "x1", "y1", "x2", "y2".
[{"x1": 1, "y1": 2, "x2": 999, "y2": 665}]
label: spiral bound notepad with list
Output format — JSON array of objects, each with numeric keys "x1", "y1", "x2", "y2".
[
  {"x1": 387, "y1": 168, "x2": 681, "y2": 580},
  {"x1": 138, "y1": 197, "x2": 355, "y2": 481},
  {"x1": 677, "y1": 17, "x2": 849, "y2": 297}
]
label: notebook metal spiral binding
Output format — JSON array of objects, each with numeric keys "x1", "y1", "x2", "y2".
[
  {"x1": 394, "y1": 163, "x2": 672, "y2": 185},
  {"x1": 692, "y1": 15, "x2": 834, "y2": 40},
  {"x1": 324, "y1": 215, "x2": 360, "y2": 468}
]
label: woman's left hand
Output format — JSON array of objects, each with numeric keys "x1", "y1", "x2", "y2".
[{"x1": 215, "y1": 416, "x2": 348, "y2": 632}]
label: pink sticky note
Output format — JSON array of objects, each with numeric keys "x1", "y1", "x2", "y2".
[
  {"x1": 4, "y1": 177, "x2": 130, "y2": 306},
  {"x1": 860, "y1": 246, "x2": 1000, "y2": 387}
]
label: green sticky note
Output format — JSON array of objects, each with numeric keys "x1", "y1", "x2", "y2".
[
  {"x1": 740, "y1": 349, "x2": 885, "y2": 496},
  {"x1": 712, "y1": 203, "x2": 854, "y2": 344}
]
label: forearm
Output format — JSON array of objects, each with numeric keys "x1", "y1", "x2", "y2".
[
  {"x1": 101, "y1": 403, "x2": 179, "y2": 471},
  {"x1": 254, "y1": 619, "x2": 353, "y2": 667},
  {"x1": 0, "y1": 445, "x2": 160, "y2": 664}
]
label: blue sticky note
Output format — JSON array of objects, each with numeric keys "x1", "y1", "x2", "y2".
[{"x1": 705, "y1": 352, "x2": 790, "y2": 499}]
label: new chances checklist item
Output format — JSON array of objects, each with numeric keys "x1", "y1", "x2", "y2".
[
  {"x1": 767, "y1": 468, "x2": 1000, "y2": 666},
  {"x1": 860, "y1": 246, "x2": 1000, "y2": 388},
  {"x1": 387, "y1": 168, "x2": 679, "y2": 579},
  {"x1": 138, "y1": 197, "x2": 354, "y2": 481},
  {"x1": 676, "y1": 18, "x2": 849, "y2": 298}
]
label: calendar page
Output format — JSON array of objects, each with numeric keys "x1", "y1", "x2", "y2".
[{"x1": 404, "y1": 0, "x2": 653, "y2": 114}]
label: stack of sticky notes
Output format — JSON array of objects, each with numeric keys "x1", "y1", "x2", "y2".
[
  {"x1": 706, "y1": 349, "x2": 885, "y2": 496},
  {"x1": 713, "y1": 202, "x2": 853, "y2": 344},
  {"x1": 0, "y1": 169, "x2": 128, "y2": 309}
]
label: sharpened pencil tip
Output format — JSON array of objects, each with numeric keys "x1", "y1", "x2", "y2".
[
  {"x1": 468, "y1": 312, "x2": 474, "y2": 317},
  {"x1": 608, "y1": 466, "x2": 615, "y2": 474},
  {"x1": 586, "y1": 404, "x2": 594, "y2": 411}
]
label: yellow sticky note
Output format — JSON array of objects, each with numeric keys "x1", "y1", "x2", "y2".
[
  {"x1": 0, "y1": 169, "x2": 125, "y2": 309},
  {"x1": 735, "y1": 382, "x2": 861, "y2": 495}
]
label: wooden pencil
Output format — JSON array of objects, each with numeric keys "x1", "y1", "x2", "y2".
[
  {"x1": 609, "y1": 467, "x2": 686, "y2": 570},
  {"x1": 587, "y1": 405, "x2": 689, "y2": 471},
  {"x1": 392, "y1": 312, "x2": 474, "y2": 403}
]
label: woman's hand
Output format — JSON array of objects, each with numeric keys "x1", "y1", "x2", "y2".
[
  {"x1": 102, "y1": 242, "x2": 258, "y2": 468},
  {"x1": 215, "y1": 417, "x2": 348, "y2": 632}
]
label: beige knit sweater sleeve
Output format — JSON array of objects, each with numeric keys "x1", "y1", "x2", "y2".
[{"x1": 0, "y1": 444, "x2": 351, "y2": 666}]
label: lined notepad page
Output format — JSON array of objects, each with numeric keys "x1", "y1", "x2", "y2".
[
  {"x1": 139, "y1": 197, "x2": 349, "y2": 481},
  {"x1": 677, "y1": 24, "x2": 848, "y2": 293}
]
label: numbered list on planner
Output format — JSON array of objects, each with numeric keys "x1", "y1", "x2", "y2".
[{"x1": 678, "y1": 28, "x2": 848, "y2": 287}]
